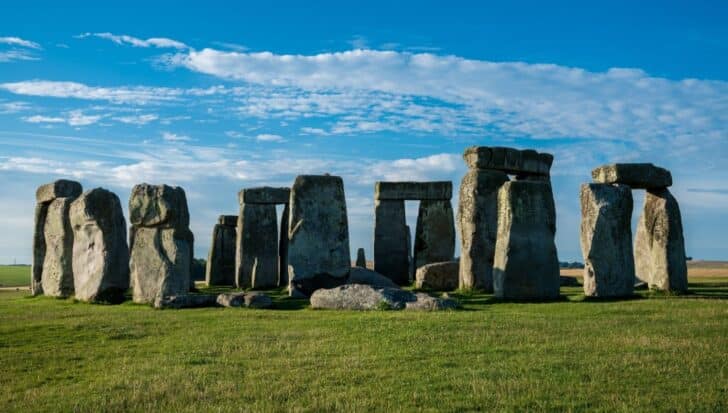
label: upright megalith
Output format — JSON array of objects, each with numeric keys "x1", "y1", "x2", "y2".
[
  {"x1": 69, "y1": 188, "x2": 129, "y2": 303},
  {"x1": 374, "y1": 199, "x2": 409, "y2": 284},
  {"x1": 287, "y1": 175, "x2": 350, "y2": 296},
  {"x1": 32, "y1": 179, "x2": 82, "y2": 297},
  {"x1": 634, "y1": 188, "x2": 688, "y2": 292},
  {"x1": 129, "y1": 184, "x2": 194, "y2": 304},
  {"x1": 278, "y1": 202, "x2": 290, "y2": 287},
  {"x1": 356, "y1": 248, "x2": 367, "y2": 268},
  {"x1": 205, "y1": 215, "x2": 237, "y2": 286},
  {"x1": 493, "y1": 181, "x2": 560, "y2": 299},
  {"x1": 235, "y1": 187, "x2": 290, "y2": 289},
  {"x1": 413, "y1": 199, "x2": 455, "y2": 270},
  {"x1": 580, "y1": 184, "x2": 635, "y2": 297}
]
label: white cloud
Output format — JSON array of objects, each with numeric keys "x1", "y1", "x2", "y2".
[
  {"x1": 21, "y1": 110, "x2": 103, "y2": 126},
  {"x1": 255, "y1": 133, "x2": 285, "y2": 142},
  {"x1": 0, "y1": 101, "x2": 31, "y2": 114},
  {"x1": 0, "y1": 36, "x2": 41, "y2": 49},
  {"x1": 77, "y1": 32, "x2": 188, "y2": 49},
  {"x1": 113, "y1": 114, "x2": 159, "y2": 125},
  {"x1": 0, "y1": 80, "x2": 183, "y2": 104},
  {"x1": 22, "y1": 115, "x2": 65, "y2": 124},
  {"x1": 162, "y1": 131, "x2": 191, "y2": 142},
  {"x1": 0, "y1": 50, "x2": 39, "y2": 62}
]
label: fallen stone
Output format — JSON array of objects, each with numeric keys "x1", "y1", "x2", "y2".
[
  {"x1": 239, "y1": 187, "x2": 290, "y2": 205},
  {"x1": 591, "y1": 163, "x2": 672, "y2": 189},
  {"x1": 154, "y1": 294, "x2": 218, "y2": 309},
  {"x1": 310, "y1": 284, "x2": 416, "y2": 310},
  {"x1": 405, "y1": 293, "x2": 458, "y2": 311},
  {"x1": 35, "y1": 179, "x2": 82, "y2": 203},
  {"x1": 236, "y1": 203, "x2": 279, "y2": 289},
  {"x1": 463, "y1": 146, "x2": 553, "y2": 176},
  {"x1": 415, "y1": 261, "x2": 459, "y2": 291},
  {"x1": 355, "y1": 248, "x2": 366, "y2": 268},
  {"x1": 374, "y1": 199, "x2": 410, "y2": 285},
  {"x1": 580, "y1": 183, "x2": 635, "y2": 298},
  {"x1": 69, "y1": 188, "x2": 130, "y2": 303},
  {"x1": 634, "y1": 188, "x2": 688, "y2": 292},
  {"x1": 205, "y1": 216, "x2": 237, "y2": 286},
  {"x1": 347, "y1": 267, "x2": 399, "y2": 289},
  {"x1": 216, "y1": 292, "x2": 273, "y2": 308},
  {"x1": 414, "y1": 200, "x2": 455, "y2": 271},
  {"x1": 375, "y1": 181, "x2": 452, "y2": 200}
]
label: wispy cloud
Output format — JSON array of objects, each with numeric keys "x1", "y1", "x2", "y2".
[
  {"x1": 113, "y1": 114, "x2": 159, "y2": 125},
  {"x1": 77, "y1": 32, "x2": 188, "y2": 49},
  {"x1": 0, "y1": 36, "x2": 41, "y2": 49},
  {"x1": 0, "y1": 50, "x2": 40, "y2": 62},
  {"x1": 162, "y1": 131, "x2": 192, "y2": 142},
  {"x1": 0, "y1": 80, "x2": 183, "y2": 104},
  {"x1": 255, "y1": 133, "x2": 285, "y2": 142},
  {"x1": 22, "y1": 110, "x2": 103, "y2": 126}
]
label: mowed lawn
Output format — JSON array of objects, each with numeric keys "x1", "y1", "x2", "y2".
[
  {"x1": 0, "y1": 274, "x2": 726, "y2": 412},
  {"x1": 0, "y1": 266, "x2": 31, "y2": 288}
]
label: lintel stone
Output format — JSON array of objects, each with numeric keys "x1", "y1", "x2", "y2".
[
  {"x1": 36, "y1": 179, "x2": 83, "y2": 203},
  {"x1": 463, "y1": 146, "x2": 553, "y2": 176},
  {"x1": 239, "y1": 187, "x2": 290, "y2": 204},
  {"x1": 375, "y1": 181, "x2": 452, "y2": 200},
  {"x1": 591, "y1": 163, "x2": 672, "y2": 189},
  {"x1": 218, "y1": 215, "x2": 238, "y2": 226}
]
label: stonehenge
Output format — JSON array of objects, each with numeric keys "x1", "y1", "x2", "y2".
[
  {"x1": 205, "y1": 215, "x2": 237, "y2": 286},
  {"x1": 32, "y1": 179, "x2": 82, "y2": 297},
  {"x1": 374, "y1": 181, "x2": 454, "y2": 285},
  {"x1": 356, "y1": 248, "x2": 367, "y2": 268},
  {"x1": 415, "y1": 261, "x2": 459, "y2": 291},
  {"x1": 235, "y1": 187, "x2": 290, "y2": 289},
  {"x1": 129, "y1": 184, "x2": 194, "y2": 304},
  {"x1": 69, "y1": 188, "x2": 130, "y2": 303}
]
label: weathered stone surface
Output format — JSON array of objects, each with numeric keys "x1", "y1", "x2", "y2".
[
  {"x1": 278, "y1": 203, "x2": 289, "y2": 287},
  {"x1": 457, "y1": 169, "x2": 509, "y2": 291},
  {"x1": 405, "y1": 293, "x2": 458, "y2": 311},
  {"x1": 287, "y1": 175, "x2": 350, "y2": 296},
  {"x1": 374, "y1": 199, "x2": 409, "y2": 285},
  {"x1": 579, "y1": 184, "x2": 635, "y2": 298},
  {"x1": 406, "y1": 225, "x2": 413, "y2": 281},
  {"x1": 154, "y1": 294, "x2": 218, "y2": 309},
  {"x1": 413, "y1": 200, "x2": 455, "y2": 271},
  {"x1": 35, "y1": 179, "x2": 82, "y2": 203},
  {"x1": 634, "y1": 188, "x2": 688, "y2": 292},
  {"x1": 235, "y1": 203, "x2": 278, "y2": 289},
  {"x1": 463, "y1": 146, "x2": 553, "y2": 176},
  {"x1": 415, "y1": 261, "x2": 459, "y2": 291},
  {"x1": 375, "y1": 181, "x2": 452, "y2": 200},
  {"x1": 592, "y1": 163, "x2": 672, "y2": 189},
  {"x1": 31, "y1": 204, "x2": 48, "y2": 295},
  {"x1": 493, "y1": 181, "x2": 560, "y2": 299},
  {"x1": 239, "y1": 187, "x2": 291, "y2": 205},
  {"x1": 310, "y1": 284, "x2": 415, "y2": 310},
  {"x1": 216, "y1": 292, "x2": 273, "y2": 308},
  {"x1": 355, "y1": 248, "x2": 366, "y2": 268},
  {"x1": 41, "y1": 197, "x2": 77, "y2": 297},
  {"x1": 129, "y1": 184, "x2": 190, "y2": 229},
  {"x1": 347, "y1": 267, "x2": 400, "y2": 289},
  {"x1": 205, "y1": 216, "x2": 237, "y2": 286},
  {"x1": 70, "y1": 188, "x2": 129, "y2": 303}
]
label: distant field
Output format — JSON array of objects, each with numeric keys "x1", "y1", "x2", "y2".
[
  {"x1": 562, "y1": 260, "x2": 728, "y2": 278},
  {"x1": 0, "y1": 265, "x2": 29, "y2": 287}
]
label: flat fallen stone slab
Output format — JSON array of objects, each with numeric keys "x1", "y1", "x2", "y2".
[
  {"x1": 239, "y1": 187, "x2": 290, "y2": 204},
  {"x1": 463, "y1": 146, "x2": 553, "y2": 176},
  {"x1": 591, "y1": 163, "x2": 672, "y2": 189},
  {"x1": 309, "y1": 284, "x2": 457, "y2": 311},
  {"x1": 375, "y1": 181, "x2": 452, "y2": 200}
]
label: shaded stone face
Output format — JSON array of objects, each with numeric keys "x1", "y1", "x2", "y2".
[
  {"x1": 414, "y1": 200, "x2": 455, "y2": 271},
  {"x1": 415, "y1": 260, "x2": 459, "y2": 291},
  {"x1": 239, "y1": 187, "x2": 291, "y2": 205},
  {"x1": 129, "y1": 183, "x2": 190, "y2": 229},
  {"x1": 463, "y1": 146, "x2": 553, "y2": 176},
  {"x1": 493, "y1": 181, "x2": 560, "y2": 300},
  {"x1": 374, "y1": 199, "x2": 410, "y2": 285},
  {"x1": 70, "y1": 188, "x2": 129, "y2": 303},
  {"x1": 40, "y1": 197, "x2": 77, "y2": 297},
  {"x1": 356, "y1": 248, "x2": 367, "y2": 268},
  {"x1": 218, "y1": 215, "x2": 238, "y2": 226},
  {"x1": 457, "y1": 169, "x2": 509, "y2": 291},
  {"x1": 634, "y1": 188, "x2": 688, "y2": 292},
  {"x1": 235, "y1": 203, "x2": 279, "y2": 289},
  {"x1": 205, "y1": 217, "x2": 237, "y2": 286},
  {"x1": 287, "y1": 175, "x2": 351, "y2": 296},
  {"x1": 375, "y1": 181, "x2": 452, "y2": 201},
  {"x1": 35, "y1": 179, "x2": 82, "y2": 203},
  {"x1": 580, "y1": 184, "x2": 635, "y2": 298},
  {"x1": 591, "y1": 163, "x2": 672, "y2": 189},
  {"x1": 278, "y1": 203, "x2": 290, "y2": 287}
]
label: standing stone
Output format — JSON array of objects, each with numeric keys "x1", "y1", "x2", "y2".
[
  {"x1": 32, "y1": 180, "x2": 82, "y2": 296},
  {"x1": 413, "y1": 200, "x2": 455, "y2": 271},
  {"x1": 579, "y1": 184, "x2": 635, "y2": 297},
  {"x1": 278, "y1": 203, "x2": 290, "y2": 287},
  {"x1": 356, "y1": 248, "x2": 367, "y2": 268},
  {"x1": 634, "y1": 188, "x2": 688, "y2": 292},
  {"x1": 493, "y1": 181, "x2": 560, "y2": 299},
  {"x1": 406, "y1": 225, "x2": 413, "y2": 281},
  {"x1": 69, "y1": 188, "x2": 129, "y2": 303},
  {"x1": 458, "y1": 169, "x2": 509, "y2": 291},
  {"x1": 129, "y1": 184, "x2": 193, "y2": 304},
  {"x1": 236, "y1": 203, "x2": 278, "y2": 289},
  {"x1": 287, "y1": 175, "x2": 350, "y2": 296},
  {"x1": 205, "y1": 215, "x2": 237, "y2": 286},
  {"x1": 374, "y1": 199, "x2": 409, "y2": 284}
]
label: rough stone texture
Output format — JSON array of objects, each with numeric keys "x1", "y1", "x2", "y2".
[
  {"x1": 69, "y1": 188, "x2": 129, "y2": 303},
  {"x1": 40, "y1": 197, "x2": 77, "y2": 297},
  {"x1": 463, "y1": 146, "x2": 553, "y2": 176},
  {"x1": 239, "y1": 187, "x2": 290, "y2": 205},
  {"x1": 579, "y1": 184, "x2": 635, "y2": 298},
  {"x1": 287, "y1": 175, "x2": 351, "y2": 296},
  {"x1": 236, "y1": 203, "x2": 278, "y2": 289},
  {"x1": 493, "y1": 181, "x2": 560, "y2": 300},
  {"x1": 347, "y1": 267, "x2": 399, "y2": 289},
  {"x1": 310, "y1": 284, "x2": 456, "y2": 311},
  {"x1": 129, "y1": 184, "x2": 193, "y2": 304},
  {"x1": 154, "y1": 294, "x2": 218, "y2": 309},
  {"x1": 31, "y1": 203, "x2": 48, "y2": 296},
  {"x1": 375, "y1": 181, "x2": 452, "y2": 200},
  {"x1": 374, "y1": 199, "x2": 409, "y2": 285},
  {"x1": 278, "y1": 203, "x2": 290, "y2": 287},
  {"x1": 205, "y1": 216, "x2": 237, "y2": 286},
  {"x1": 405, "y1": 293, "x2": 458, "y2": 311},
  {"x1": 413, "y1": 200, "x2": 455, "y2": 271},
  {"x1": 415, "y1": 261, "x2": 459, "y2": 291},
  {"x1": 457, "y1": 169, "x2": 509, "y2": 291},
  {"x1": 216, "y1": 292, "x2": 273, "y2": 308},
  {"x1": 406, "y1": 225, "x2": 413, "y2": 281},
  {"x1": 35, "y1": 179, "x2": 82, "y2": 203},
  {"x1": 592, "y1": 163, "x2": 672, "y2": 189},
  {"x1": 634, "y1": 188, "x2": 688, "y2": 292},
  {"x1": 355, "y1": 248, "x2": 366, "y2": 268}
]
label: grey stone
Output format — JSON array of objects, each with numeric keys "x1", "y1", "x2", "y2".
[
  {"x1": 347, "y1": 267, "x2": 400, "y2": 289},
  {"x1": 579, "y1": 184, "x2": 635, "y2": 298},
  {"x1": 216, "y1": 292, "x2": 272, "y2": 308},
  {"x1": 415, "y1": 261, "x2": 459, "y2": 291},
  {"x1": 153, "y1": 294, "x2": 218, "y2": 309},
  {"x1": 355, "y1": 248, "x2": 366, "y2": 268},
  {"x1": 457, "y1": 169, "x2": 509, "y2": 291},
  {"x1": 592, "y1": 163, "x2": 672, "y2": 189},
  {"x1": 375, "y1": 181, "x2": 452, "y2": 200},
  {"x1": 239, "y1": 187, "x2": 290, "y2": 205},
  {"x1": 634, "y1": 188, "x2": 688, "y2": 292},
  {"x1": 287, "y1": 175, "x2": 351, "y2": 296},
  {"x1": 235, "y1": 203, "x2": 278, "y2": 289},
  {"x1": 406, "y1": 225, "x2": 413, "y2": 281},
  {"x1": 41, "y1": 197, "x2": 77, "y2": 297},
  {"x1": 31, "y1": 203, "x2": 48, "y2": 296},
  {"x1": 414, "y1": 200, "x2": 455, "y2": 271},
  {"x1": 374, "y1": 199, "x2": 409, "y2": 285},
  {"x1": 463, "y1": 146, "x2": 553, "y2": 176},
  {"x1": 35, "y1": 179, "x2": 82, "y2": 203},
  {"x1": 69, "y1": 188, "x2": 129, "y2": 303},
  {"x1": 493, "y1": 181, "x2": 560, "y2": 299},
  {"x1": 205, "y1": 216, "x2": 237, "y2": 286},
  {"x1": 278, "y1": 203, "x2": 289, "y2": 287},
  {"x1": 128, "y1": 184, "x2": 190, "y2": 229},
  {"x1": 310, "y1": 284, "x2": 416, "y2": 310},
  {"x1": 405, "y1": 293, "x2": 458, "y2": 311}
]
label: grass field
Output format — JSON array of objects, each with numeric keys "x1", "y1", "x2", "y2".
[
  {"x1": 0, "y1": 265, "x2": 30, "y2": 288},
  {"x1": 1, "y1": 271, "x2": 727, "y2": 411}
]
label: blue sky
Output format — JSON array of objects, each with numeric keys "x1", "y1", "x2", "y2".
[{"x1": 1, "y1": 1, "x2": 727, "y2": 263}]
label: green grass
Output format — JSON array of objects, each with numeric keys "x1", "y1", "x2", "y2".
[
  {"x1": 0, "y1": 265, "x2": 29, "y2": 287},
  {"x1": 1, "y1": 280, "x2": 727, "y2": 412}
]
